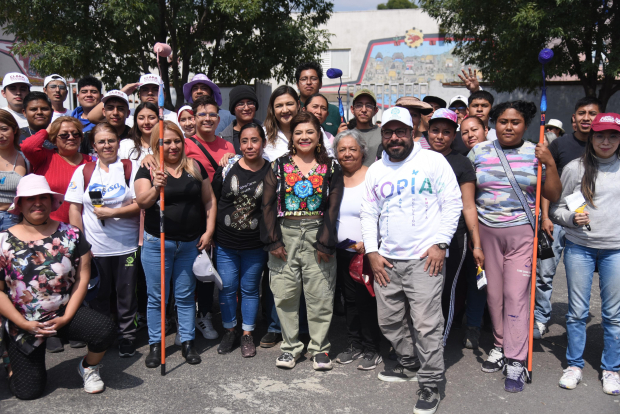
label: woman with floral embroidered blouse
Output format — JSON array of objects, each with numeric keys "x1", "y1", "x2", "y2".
[{"x1": 261, "y1": 111, "x2": 343, "y2": 371}]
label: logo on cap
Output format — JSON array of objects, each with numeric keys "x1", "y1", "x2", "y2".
[
  {"x1": 391, "y1": 108, "x2": 401, "y2": 114},
  {"x1": 600, "y1": 116, "x2": 615, "y2": 123}
]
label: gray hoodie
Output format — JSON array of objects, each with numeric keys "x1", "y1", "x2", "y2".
[{"x1": 550, "y1": 155, "x2": 620, "y2": 249}]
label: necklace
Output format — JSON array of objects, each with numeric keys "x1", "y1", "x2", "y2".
[{"x1": 599, "y1": 157, "x2": 618, "y2": 177}]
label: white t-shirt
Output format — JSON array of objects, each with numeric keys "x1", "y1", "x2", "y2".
[
  {"x1": 337, "y1": 182, "x2": 365, "y2": 252},
  {"x1": 65, "y1": 158, "x2": 139, "y2": 256},
  {"x1": 487, "y1": 128, "x2": 498, "y2": 141},
  {"x1": 118, "y1": 139, "x2": 153, "y2": 164},
  {"x1": 2, "y1": 106, "x2": 27, "y2": 128},
  {"x1": 263, "y1": 128, "x2": 289, "y2": 162},
  {"x1": 126, "y1": 107, "x2": 178, "y2": 128},
  {"x1": 51, "y1": 109, "x2": 70, "y2": 122}
]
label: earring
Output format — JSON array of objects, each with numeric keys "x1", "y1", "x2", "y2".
[
  {"x1": 292, "y1": 146, "x2": 297, "y2": 154},
  {"x1": 317, "y1": 144, "x2": 321, "y2": 153}
]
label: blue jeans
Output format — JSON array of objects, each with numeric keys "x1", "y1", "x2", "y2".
[
  {"x1": 142, "y1": 232, "x2": 198, "y2": 345},
  {"x1": 564, "y1": 239, "x2": 620, "y2": 371},
  {"x1": 535, "y1": 225, "x2": 566, "y2": 324},
  {"x1": 216, "y1": 244, "x2": 267, "y2": 331},
  {"x1": 0, "y1": 210, "x2": 19, "y2": 231}
]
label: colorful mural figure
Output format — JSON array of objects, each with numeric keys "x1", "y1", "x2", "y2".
[{"x1": 356, "y1": 29, "x2": 480, "y2": 86}]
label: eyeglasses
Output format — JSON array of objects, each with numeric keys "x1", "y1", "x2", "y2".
[
  {"x1": 593, "y1": 133, "x2": 620, "y2": 143},
  {"x1": 449, "y1": 106, "x2": 467, "y2": 111},
  {"x1": 57, "y1": 132, "x2": 83, "y2": 140},
  {"x1": 381, "y1": 128, "x2": 409, "y2": 139},
  {"x1": 48, "y1": 84, "x2": 67, "y2": 91},
  {"x1": 235, "y1": 101, "x2": 256, "y2": 109},
  {"x1": 196, "y1": 112, "x2": 219, "y2": 119},
  {"x1": 353, "y1": 103, "x2": 376, "y2": 111},
  {"x1": 299, "y1": 77, "x2": 319, "y2": 83}
]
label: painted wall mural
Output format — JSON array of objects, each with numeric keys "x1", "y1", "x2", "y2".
[{"x1": 356, "y1": 29, "x2": 480, "y2": 85}]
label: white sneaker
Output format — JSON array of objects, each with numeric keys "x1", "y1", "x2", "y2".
[
  {"x1": 602, "y1": 370, "x2": 620, "y2": 395},
  {"x1": 559, "y1": 367, "x2": 582, "y2": 389},
  {"x1": 196, "y1": 312, "x2": 218, "y2": 340},
  {"x1": 533, "y1": 321, "x2": 547, "y2": 339},
  {"x1": 77, "y1": 358, "x2": 105, "y2": 394}
]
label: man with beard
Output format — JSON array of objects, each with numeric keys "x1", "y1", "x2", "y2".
[{"x1": 360, "y1": 107, "x2": 462, "y2": 414}]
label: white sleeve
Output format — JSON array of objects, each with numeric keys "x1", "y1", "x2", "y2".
[
  {"x1": 129, "y1": 160, "x2": 139, "y2": 199},
  {"x1": 360, "y1": 168, "x2": 382, "y2": 254},
  {"x1": 434, "y1": 157, "x2": 463, "y2": 245},
  {"x1": 64, "y1": 165, "x2": 86, "y2": 204}
]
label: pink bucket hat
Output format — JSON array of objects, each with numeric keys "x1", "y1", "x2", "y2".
[
  {"x1": 8, "y1": 175, "x2": 64, "y2": 215},
  {"x1": 183, "y1": 74, "x2": 222, "y2": 106}
]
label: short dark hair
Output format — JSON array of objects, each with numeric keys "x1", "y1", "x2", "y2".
[
  {"x1": 295, "y1": 62, "x2": 323, "y2": 84},
  {"x1": 240, "y1": 122, "x2": 266, "y2": 143},
  {"x1": 23, "y1": 92, "x2": 52, "y2": 109},
  {"x1": 468, "y1": 90, "x2": 495, "y2": 107},
  {"x1": 306, "y1": 93, "x2": 329, "y2": 109},
  {"x1": 489, "y1": 100, "x2": 537, "y2": 127},
  {"x1": 574, "y1": 96, "x2": 601, "y2": 113},
  {"x1": 192, "y1": 95, "x2": 219, "y2": 114},
  {"x1": 77, "y1": 75, "x2": 102, "y2": 94}
]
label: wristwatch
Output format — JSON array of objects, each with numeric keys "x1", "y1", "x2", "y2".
[{"x1": 436, "y1": 243, "x2": 449, "y2": 250}]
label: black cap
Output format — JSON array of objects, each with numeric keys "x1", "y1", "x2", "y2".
[
  {"x1": 423, "y1": 96, "x2": 447, "y2": 109},
  {"x1": 229, "y1": 85, "x2": 259, "y2": 113}
]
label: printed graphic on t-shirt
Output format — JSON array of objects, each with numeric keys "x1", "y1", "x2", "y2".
[{"x1": 224, "y1": 174, "x2": 263, "y2": 230}]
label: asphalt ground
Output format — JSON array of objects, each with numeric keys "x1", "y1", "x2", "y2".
[{"x1": 1, "y1": 262, "x2": 619, "y2": 414}]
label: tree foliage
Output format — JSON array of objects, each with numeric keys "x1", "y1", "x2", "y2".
[
  {"x1": 420, "y1": 0, "x2": 620, "y2": 110},
  {"x1": 0, "y1": 0, "x2": 333, "y2": 108},
  {"x1": 378, "y1": 0, "x2": 418, "y2": 9}
]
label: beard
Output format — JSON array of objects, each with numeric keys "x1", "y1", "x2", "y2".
[{"x1": 385, "y1": 138, "x2": 414, "y2": 161}]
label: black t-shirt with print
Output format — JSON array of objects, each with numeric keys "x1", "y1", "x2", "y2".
[
  {"x1": 212, "y1": 160, "x2": 270, "y2": 250},
  {"x1": 135, "y1": 163, "x2": 209, "y2": 241},
  {"x1": 445, "y1": 150, "x2": 476, "y2": 235}
]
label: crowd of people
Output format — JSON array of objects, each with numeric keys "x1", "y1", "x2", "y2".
[{"x1": 0, "y1": 63, "x2": 618, "y2": 414}]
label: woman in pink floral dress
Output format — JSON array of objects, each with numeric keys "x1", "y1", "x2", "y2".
[{"x1": 0, "y1": 175, "x2": 115, "y2": 400}]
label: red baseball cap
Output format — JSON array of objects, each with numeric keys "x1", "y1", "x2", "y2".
[{"x1": 591, "y1": 113, "x2": 620, "y2": 133}]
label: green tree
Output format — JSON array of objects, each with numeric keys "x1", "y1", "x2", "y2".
[
  {"x1": 420, "y1": 0, "x2": 619, "y2": 110},
  {"x1": 378, "y1": 0, "x2": 418, "y2": 10},
  {"x1": 0, "y1": 0, "x2": 333, "y2": 109}
]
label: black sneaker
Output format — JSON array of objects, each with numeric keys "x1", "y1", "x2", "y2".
[
  {"x1": 145, "y1": 343, "x2": 161, "y2": 368},
  {"x1": 335, "y1": 344, "x2": 363, "y2": 364},
  {"x1": 481, "y1": 347, "x2": 505, "y2": 373},
  {"x1": 259, "y1": 332, "x2": 282, "y2": 348},
  {"x1": 504, "y1": 359, "x2": 528, "y2": 393},
  {"x1": 357, "y1": 350, "x2": 382, "y2": 371},
  {"x1": 463, "y1": 326, "x2": 480, "y2": 349},
  {"x1": 312, "y1": 352, "x2": 333, "y2": 371},
  {"x1": 118, "y1": 339, "x2": 136, "y2": 357},
  {"x1": 414, "y1": 386, "x2": 440, "y2": 414},
  {"x1": 217, "y1": 330, "x2": 238, "y2": 354},
  {"x1": 378, "y1": 363, "x2": 419, "y2": 382},
  {"x1": 69, "y1": 340, "x2": 87, "y2": 349},
  {"x1": 46, "y1": 337, "x2": 64, "y2": 353},
  {"x1": 240, "y1": 334, "x2": 256, "y2": 358}
]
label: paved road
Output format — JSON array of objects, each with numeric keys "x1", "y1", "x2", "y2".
[{"x1": 1, "y1": 263, "x2": 619, "y2": 414}]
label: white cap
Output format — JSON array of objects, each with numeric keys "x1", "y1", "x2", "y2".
[
  {"x1": 449, "y1": 95, "x2": 468, "y2": 107},
  {"x1": 381, "y1": 106, "x2": 413, "y2": 128},
  {"x1": 545, "y1": 119, "x2": 564, "y2": 133},
  {"x1": 101, "y1": 90, "x2": 130, "y2": 107},
  {"x1": 44, "y1": 74, "x2": 68, "y2": 88},
  {"x1": 2, "y1": 72, "x2": 32, "y2": 89},
  {"x1": 139, "y1": 74, "x2": 162, "y2": 86}
]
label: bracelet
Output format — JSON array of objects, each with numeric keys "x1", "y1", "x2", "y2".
[
  {"x1": 473, "y1": 247, "x2": 483, "y2": 250},
  {"x1": 542, "y1": 218, "x2": 552, "y2": 223}
]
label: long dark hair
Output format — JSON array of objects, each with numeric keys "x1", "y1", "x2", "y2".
[
  {"x1": 581, "y1": 130, "x2": 620, "y2": 206},
  {"x1": 264, "y1": 86, "x2": 299, "y2": 146},
  {"x1": 289, "y1": 112, "x2": 331, "y2": 165},
  {"x1": 128, "y1": 102, "x2": 158, "y2": 160}
]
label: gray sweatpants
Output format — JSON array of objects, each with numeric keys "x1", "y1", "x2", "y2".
[{"x1": 375, "y1": 258, "x2": 445, "y2": 386}]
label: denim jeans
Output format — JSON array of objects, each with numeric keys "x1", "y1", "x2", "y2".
[
  {"x1": 564, "y1": 239, "x2": 620, "y2": 371},
  {"x1": 216, "y1": 244, "x2": 267, "y2": 331},
  {"x1": 0, "y1": 210, "x2": 19, "y2": 232},
  {"x1": 535, "y1": 225, "x2": 566, "y2": 324},
  {"x1": 141, "y1": 231, "x2": 198, "y2": 345}
]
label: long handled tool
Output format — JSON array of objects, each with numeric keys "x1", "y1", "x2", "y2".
[
  {"x1": 154, "y1": 41, "x2": 172, "y2": 376},
  {"x1": 326, "y1": 68, "x2": 345, "y2": 123},
  {"x1": 527, "y1": 48, "x2": 554, "y2": 383}
]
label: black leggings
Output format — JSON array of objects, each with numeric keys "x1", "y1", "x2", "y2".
[{"x1": 7, "y1": 306, "x2": 116, "y2": 400}]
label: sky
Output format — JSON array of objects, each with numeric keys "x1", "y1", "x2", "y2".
[{"x1": 333, "y1": 0, "x2": 382, "y2": 11}]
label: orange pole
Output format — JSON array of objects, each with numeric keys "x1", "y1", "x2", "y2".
[
  {"x1": 527, "y1": 114, "x2": 545, "y2": 382},
  {"x1": 159, "y1": 110, "x2": 166, "y2": 376}
]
